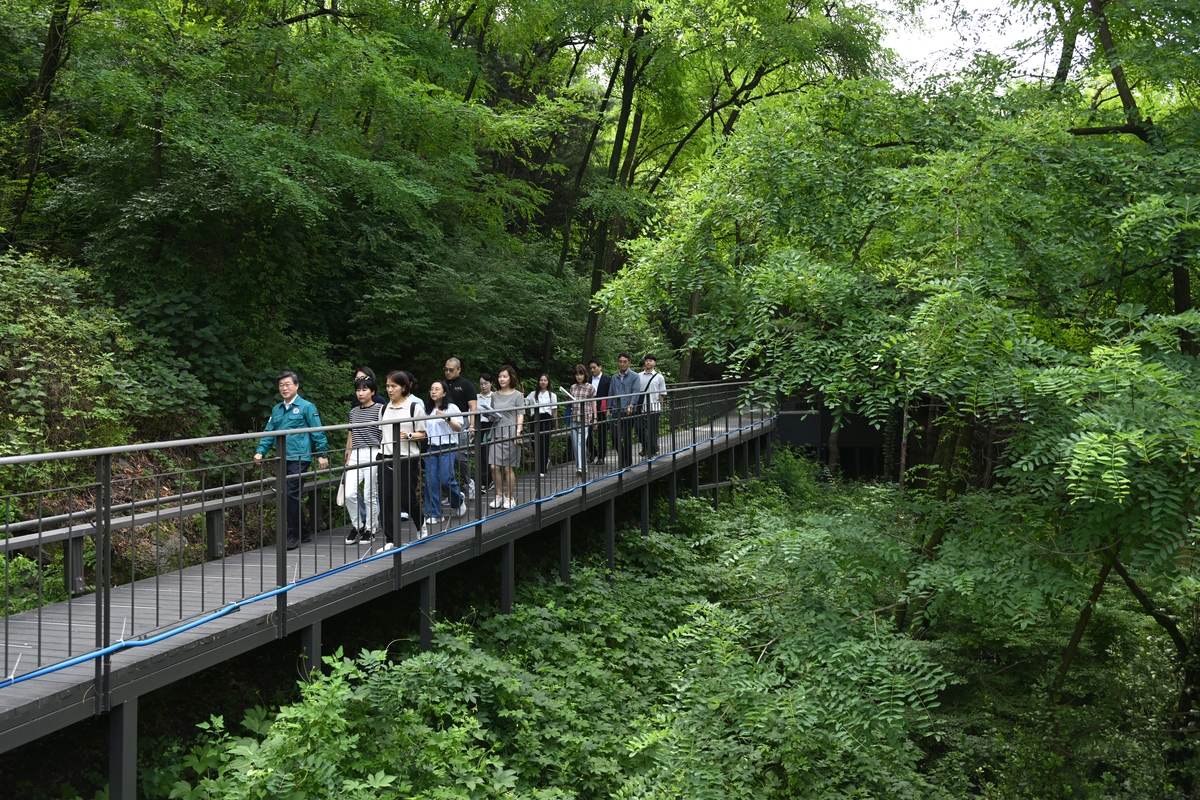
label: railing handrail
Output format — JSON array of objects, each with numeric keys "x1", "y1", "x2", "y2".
[{"x1": 0, "y1": 380, "x2": 753, "y2": 467}]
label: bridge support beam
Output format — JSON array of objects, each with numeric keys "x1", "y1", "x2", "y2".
[
  {"x1": 640, "y1": 484, "x2": 650, "y2": 536},
  {"x1": 711, "y1": 453, "x2": 719, "y2": 510},
  {"x1": 605, "y1": 499, "x2": 615, "y2": 576},
  {"x1": 109, "y1": 696, "x2": 137, "y2": 800},
  {"x1": 668, "y1": 467, "x2": 677, "y2": 526},
  {"x1": 559, "y1": 517, "x2": 571, "y2": 584},
  {"x1": 755, "y1": 437, "x2": 762, "y2": 479},
  {"x1": 420, "y1": 574, "x2": 436, "y2": 651},
  {"x1": 65, "y1": 535, "x2": 85, "y2": 597},
  {"x1": 301, "y1": 621, "x2": 321, "y2": 680},
  {"x1": 692, "y1": 459, "x2": 700, "y2": 499},
  {"x1": 501, "y1": 541, "x2": 515, "y2": 614},
  {"x1": 742, "y1": 441, "x2": 750, "y2": 481}
]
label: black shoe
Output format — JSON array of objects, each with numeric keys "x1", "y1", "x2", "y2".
[
  {"x1": 345, "y1": 528, "x2": 360, "y2": 544},
  {"x1": 301, "y1": 535, "x2": 313, "y2": 544},
  {"x1": 286, "y1": 539, "x2": 300, "y2": 551},
  {"x1": 360, "y1": 532, "x2": 376, "y2": 545}
]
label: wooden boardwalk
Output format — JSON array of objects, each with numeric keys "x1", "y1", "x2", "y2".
[{"x1": 0, "y1": 409, "x2": 773, "y2": 755}]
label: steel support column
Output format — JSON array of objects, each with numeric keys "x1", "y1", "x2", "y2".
[
  {"x1": 501, "y1": 541, "x2": 515, "y2": 614},
  {"x1": 640, "y1": 483, "x2": 650, "y2": 536},
  {"x1": 109, "y1": 696, "x2": 137, "y2": 800},
  {"x1": 301, "y1": 621, "x2": 321, "y2": 680},
  {"x1": 559, "y1": 517, "x2": 571, "y2": 583},
  {"x1": 605, "y1": 499, "x2": 615, "y2": 576},
  {"x1": 668, "y1": 467, "x2": 677, "y2": 526},
  {"x1": 420, "y1": 574, "x2": 436, "y2": 651}
]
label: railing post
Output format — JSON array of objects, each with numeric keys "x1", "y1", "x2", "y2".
[
  {"x1": 275, "y1": 435, "x2": 287, "y2": 639},
  {"x1": 392, "y1": 421, "x2": 402, "y2": 589},
  {"x1": 94, "y1": 454, "x2": 112, "y2": 713},
  {"x1": 205, "y1": 507, "x2": 226, "y2": 560},
  {"x1": 474, "y1": 427, "x2": 483, "y2": 555}
]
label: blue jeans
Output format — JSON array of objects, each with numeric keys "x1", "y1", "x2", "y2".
[{"x1": 424, "y1": 445, "x2": 462, "y2": 520}]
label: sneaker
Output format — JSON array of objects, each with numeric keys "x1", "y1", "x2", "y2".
[
  {"x1": 400, "y1": 511, "x2": 410, "y2": 521},
  {"x1": 466, "y1": 479, "x2": 476, "y2": 501},
  {"x1": 488, "y1": 496, "x2": 504, "y2": 509},
  {"x1": 454, "y1": 501, "x2": 467, "y2": 517},
  {"x1": 441, "y1": 496, "x2": 449, "y2": 506},
  {"x1": 503, "y1": 497, "x2": 515, "y2": 509},
  {"x1": 539, "y1": 472, "x2": 546, "y2": 478},
  {"x1": 286, "y1": 538, "x2": 299, "y2": 551},
  {"x1": 376, "y1": 541, "x2": 394, "y2": 553},
  {"x1": 420, "y1": 519, "x2": 438, "y2": 538},
  {"x1": 344, "y1": 528, "x2": 360, "y2": 544}
]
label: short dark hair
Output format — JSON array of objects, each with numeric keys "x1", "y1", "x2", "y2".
[
  {"x1": 617, "y1": 352, "x2": 631, "y2": 361},
  {"x1": 478, "y1": 372, "x2": 493, "y2": 384},
  {"x1": 643, "y1": 353, "x2": 656, "y2": 362},
  {"x1": 354, "y1": 375, "x2": 377, "y2": 392},
  {"x1": 354, "y1": 366, "x2": 377, "y2": 383},
  {"x1": 497, "y1": 364, "x2": 520, "y2": 392},
  {"x1": 386, "y1": 370, "x2": 416, "y2": 396},
  {"x1": 277, "y1": 370, "x2": 300, "y2": 385},
  {"x1": 588, "y1": 358, "x2": 602, "y2": 368}
]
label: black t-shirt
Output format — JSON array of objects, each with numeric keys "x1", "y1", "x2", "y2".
[{"x1": 445, "y1": 377, "x2": 477, "y2": 427}]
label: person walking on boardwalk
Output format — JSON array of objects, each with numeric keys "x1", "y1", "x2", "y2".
[
  {"x1": 422, "y1": 379, "x2": 467, "y2": 537},
  {"x1": 568, "y1": 364, "x2": 597, "y2": 476},
  {"x1": 253, "y1": 370, "x2": 330, "y2": 550},
  {"x1": 526, "y1": 372, "x2": 557, "y2": 476},
  {"x1": 342, "y1": 375, "x2": 383, "y2": 545},
  {"x1": 488, "y1": 365, "x2": 524, "y2": 509},
  {"x1": 442, "y1": 357, "x2": 478, "y2": 502},
  {"x1": 477, "y1": 372, "x2": 498, "y2": 494},
  {"x1": 637, "y1": 354, "x2": 667, "y2": 457},
  {"x1": 350, "y1": 366, "x2": 387, "y2": 532},
  {"x1": 587, "y1": 358, "x2": 611, "y2": 464},
  {"x1": 377, "y1": 370, "x2": 426, "y2": 551},
  {"x1": 610, "y1": 353, "x2": 641, "y2": 468}
]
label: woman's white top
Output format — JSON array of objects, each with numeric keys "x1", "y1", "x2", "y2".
[
  {"x1": 525, "y1": 390, "x2": 556, "y2": 415},
  {"x1": 425, "y1": 403, "x2": 462, "y2": 446}
]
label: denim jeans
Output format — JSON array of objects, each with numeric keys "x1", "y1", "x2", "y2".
[{"x1": 423, "y1": 445, "x2": 463, "y2": 520}]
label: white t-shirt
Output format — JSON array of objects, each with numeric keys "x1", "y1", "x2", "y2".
[
  {"x1": 638, "y1": 371, "x2": 666, "y2": 411},
  {"x1": 525, "y1": 390, "x2": 556, "y2": 415},
  {"x1": 425, "y1": 403, "x2": 462, "y2": 446},
  {"x1": 380, "y1": 397, "x2": 426, "y2": 458}
]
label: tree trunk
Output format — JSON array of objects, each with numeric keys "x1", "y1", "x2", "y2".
[
  {"x1": 676, "y1": 288, "x2": 703, "y2": 383},
  {"x1": 7, "y1": 0, "x2": 72, "y2": 242},
  {"x1": 1051, "y1": 1, "x2": 1084, "y2": 93},
  {"x1": 1172, "y1": 254, "x2": 1195, "y2": 355},
  {"x1": 582, "y1": 13, "x2": 645, "y2": 362},
  {"x1": 1050, "y1": 558, "x2": 1113, "y2": 703},
  {"x1": 827, "y1": 421, "x2": 839, "y2": 472}
]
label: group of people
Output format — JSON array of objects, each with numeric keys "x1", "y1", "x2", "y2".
[{"x1": 253, "y1": 354, "x2": 667, "y2": 553}]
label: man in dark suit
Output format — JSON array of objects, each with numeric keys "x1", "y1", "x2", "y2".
[{"x1": 587, "y1": 358, "x2": 612, "y2": 464}]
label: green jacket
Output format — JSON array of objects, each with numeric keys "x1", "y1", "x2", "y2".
[{"x1": 255, "y1": 395, "x2": 330, "y2": 461}]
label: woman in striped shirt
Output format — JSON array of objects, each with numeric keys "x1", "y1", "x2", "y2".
[
  {"x1": 343, "y1": 376, "x2": 383, "y2": 544},
  {"x1": 567, "y1": 364, "x2": 597, "y2": 476}
]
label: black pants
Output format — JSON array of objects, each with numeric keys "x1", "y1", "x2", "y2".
[
  {"x1": 285, "y1": 460, "x2": 311, "y2": 544},
  {"x1": 643, "y1": 411, "x2": 660, "y2": 455},
  {"x1": 379, "y1": 457, "x2": 423, "y2": 544},
  {"x1": 534, "y1": 413, "x2": 553, "y2": 473},
  {"x1": 589, "y1": 415, "x2": 608, "y2": 461},
  {"x1": 479, "y1": 421, "x2": 494, "y2": 488},
  {"x1": 614, "y1": 413, "x2": 634, "y2": 468}
]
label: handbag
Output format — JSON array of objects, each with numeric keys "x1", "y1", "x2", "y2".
[{"x1": 410, "y1": 399, "x2": 429, "y2": 454}]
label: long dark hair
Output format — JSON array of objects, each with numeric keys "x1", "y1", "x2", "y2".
[
  {"x1": 427, "y1": 378, "x2": 453, "y2": 412},
  {"x1": 534, "y1": 372, "x2": 552, "y2": 400}
]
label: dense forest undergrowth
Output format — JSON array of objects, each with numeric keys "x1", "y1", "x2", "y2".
[{"x1": 23, "y1": 451, "x2": 1193, "y2": 799}]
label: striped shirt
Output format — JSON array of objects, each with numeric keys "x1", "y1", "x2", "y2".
[{"x1": 348, "y1": 403, "x2": 383, "y2": 448}]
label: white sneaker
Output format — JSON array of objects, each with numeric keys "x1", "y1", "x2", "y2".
[
  {"x1": 421, "y1": 519, "x2": 438, "y2": 538},
  {"x1": 400, "y1": 511, "x2": 409, "y2": 521},
  {"x1": 503, "y1": 497, "x2": 515, "y2": 509},
  {"x1": 466, "y1": 479, "x2": 476, "y2": 500},
  {"x1": 441, "y1": 496, "x2": 449, "y2": 506},
  {"x1": 454, "y1": 501, "x2": 467, "y2": 517},
  {"x1": 376, "y1": 542, "x2": 395, "y2": 554}
]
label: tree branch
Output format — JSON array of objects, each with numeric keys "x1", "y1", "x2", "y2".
[
  {"x1": 1108, "y1": 555, "x2": 1190, "y2": 659},
  {"x1": 269, "y1": 7, "x2": 358, "y2": 27}
]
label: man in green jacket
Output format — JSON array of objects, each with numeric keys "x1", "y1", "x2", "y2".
[{"x1": 253, "y1": 371, "x2": 330, "y2": 550}]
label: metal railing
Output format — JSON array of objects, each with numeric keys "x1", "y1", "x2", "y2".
[{"x1": 0, "y1": 380, "x2": 775, "y2": 692}]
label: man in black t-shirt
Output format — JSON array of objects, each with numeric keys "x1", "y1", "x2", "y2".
[{"x1": 443, "y1": 357, "x2": 479, "y2": 500}]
